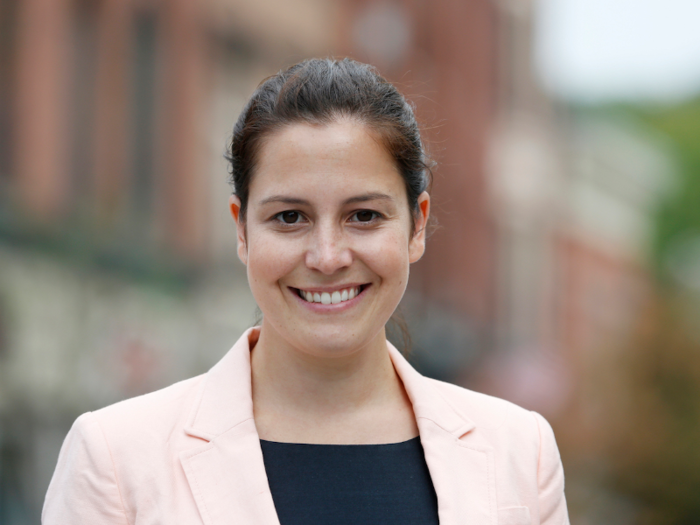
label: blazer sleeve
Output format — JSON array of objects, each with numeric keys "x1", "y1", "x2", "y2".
[
  {"x1": 42, "y1": 412, "x2": 130, "y2": 525},
  {"x1": 532, "y1": 411, "x2": 569, "y2": 524}
]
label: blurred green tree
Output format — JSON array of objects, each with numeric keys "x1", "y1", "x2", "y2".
[
  {"x1": 635, "y1": 98, "x2": 700, "y2": 280},
  {"x1": 599, "y1": 98, "x2": 700, "y2": 524}
]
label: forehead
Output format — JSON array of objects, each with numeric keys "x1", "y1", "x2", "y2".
[{"x1": 249, "y1": 120, "x2": 406, "y2": 203}]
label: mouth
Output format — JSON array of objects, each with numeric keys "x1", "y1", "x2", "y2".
[{"x1": 292, "y1": 285, "x2": 368, "y2": 305}]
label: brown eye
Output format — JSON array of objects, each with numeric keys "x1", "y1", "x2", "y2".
[
  {"x1": 280, "y1": 211, "x2": 301, "y2": 224},
  {"x1": 354, "y1": 210, "x2": 376, "y2": 222}
]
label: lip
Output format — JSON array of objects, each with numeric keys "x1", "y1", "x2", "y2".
[{"x1": 289, "y1": 284, "x2": 370, "y2": 311}]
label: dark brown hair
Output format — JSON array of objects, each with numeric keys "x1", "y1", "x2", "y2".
[{"x1": 225, "y1": 57, "x2": 432, "y2": 229}]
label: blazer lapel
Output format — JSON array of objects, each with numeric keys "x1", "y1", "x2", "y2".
[
  {"x1": 389, "y1": 344, "x2": 497, "y2": 525},
  {"x1": 179, "y1": 328, "x2": 280, "y2": 525},
  {"x1": 180, "y1": 421, "x2": 279, "y2": 525},
  {"x1": 417, "y1": 421, "x2": 497, "y2": 525}
]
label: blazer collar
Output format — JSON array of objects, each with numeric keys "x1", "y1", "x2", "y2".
[
  {"x1": 386, "y1": 341, "x2": 476, "y2": 439},
  {"x1": 388, "y1": 343, "x2": 496, "y2": 525},
  {"x1": 180, "y1": 329, "x2": 494, "y2": 525},
  {"x1": 180, "y1": 328, "x2": 281, "y2": 525},
  {"x1": 183, "y1": 328, "x2": 260, "y2": 441}
]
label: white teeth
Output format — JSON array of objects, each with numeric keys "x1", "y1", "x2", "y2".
[{"x1": 299, "y1": 286, "x2": 363, "y2": 304}]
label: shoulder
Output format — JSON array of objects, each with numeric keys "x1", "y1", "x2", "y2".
[
  {"x1": 423, "y1": 377, "x2": 569, "y2": 522},
  {"x1": 57, "y1": 374, "x2": 207, "y2": 474},
  {"x1": 44, "y1": 374, "x2": 208, "y2": 521},
  {"x1": 88, "y1": 373, "x2": 206, "y2": 442},
  {"x1": 426, "y1": 376, "x2": 542, "y2": 432},
  {"x1": 43, "y1": 376, "x2": 205, "y2": 522},
  {"x1": 423, "y1": 376, "x2": 560, "y2": 464}
]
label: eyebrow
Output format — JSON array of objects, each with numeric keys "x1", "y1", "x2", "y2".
[{"x1": 258, "y1": 192, "x2": 393, "y2": 206}]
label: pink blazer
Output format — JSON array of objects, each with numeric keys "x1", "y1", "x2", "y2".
[{"x1": 43, "y1": 328, "x2": 569, "y2": 524}]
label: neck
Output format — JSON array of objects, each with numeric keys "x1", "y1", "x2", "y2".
[{"x1": 250, "y1": 322, "x2": 417, "y2": 444}]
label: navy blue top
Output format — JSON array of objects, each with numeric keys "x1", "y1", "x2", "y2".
[{"x1": 259, "y1": 436, "x2": 440, "y2": 525}]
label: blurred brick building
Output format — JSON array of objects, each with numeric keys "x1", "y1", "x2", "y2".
[{"x1": 1, "y1": 0, "x2": 338, "y2": 520}]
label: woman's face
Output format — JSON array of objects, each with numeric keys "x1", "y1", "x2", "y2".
[{"x1": 229, "y1": 119, "x2": 429, "y2": 358}]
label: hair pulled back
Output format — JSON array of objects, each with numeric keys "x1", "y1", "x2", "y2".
[{"x1": 226, "y1": 58, "x2": 431, "y2": 226}]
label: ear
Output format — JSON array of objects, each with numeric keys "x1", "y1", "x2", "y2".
[
  {"x1": 409, "y1": 192, "x2": 430, "y2": 263},
  {"x1": 228, "y1": 194, "x2": 248, "y2": 265}
]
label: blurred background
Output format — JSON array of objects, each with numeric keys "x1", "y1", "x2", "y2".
[{"x1": 1, "y1": 0, "x2": 700, "y2": 522}]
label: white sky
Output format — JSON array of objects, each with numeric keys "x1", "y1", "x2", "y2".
[{"x1": 534, "y1": 0, "x2": 700, "y2": 102}]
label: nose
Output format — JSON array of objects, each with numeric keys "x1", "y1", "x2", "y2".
[{"x1": 305, "y1": 223, "x2": 352, "y2": 275}]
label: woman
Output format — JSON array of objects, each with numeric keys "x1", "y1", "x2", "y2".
[{"x1": 43, "y1": 58, "x2": 569, "y2": 524}]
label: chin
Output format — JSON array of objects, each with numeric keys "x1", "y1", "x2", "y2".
[{"x1": 290, "y1": 323, "x2": 385, "y2": 359}]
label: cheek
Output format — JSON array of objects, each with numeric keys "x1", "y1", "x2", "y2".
[
  {"x1": 245, "y1": 234, "x2": 300, "y2": 290},
  {"x1": 359, "y1": 229, "x2": 411, "y2": 284}
]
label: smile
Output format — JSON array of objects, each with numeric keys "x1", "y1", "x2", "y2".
[{"x1": 294, "y1": 285, "x2": 365, "y2": 305}]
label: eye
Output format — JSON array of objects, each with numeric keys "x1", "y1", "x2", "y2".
[
  {"x1": 350, "y1": 210, "x2": 380, "y2": 223},
  {"x1": 275, "y1": 211, "x2": 303, "y2": 224}
]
